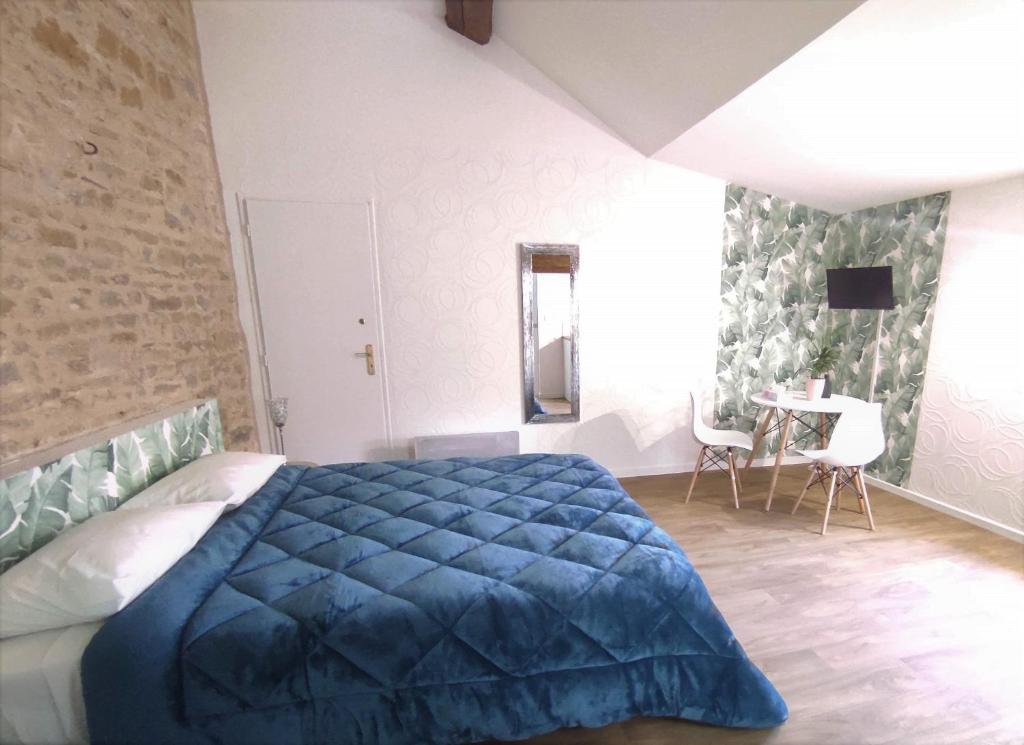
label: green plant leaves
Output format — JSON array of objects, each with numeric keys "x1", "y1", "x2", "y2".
[
  {"x1": 715, "y1": 185, "x2": 949, "y2": 485},
  {"x1": 112, "y1": 434, "x2": 147, "y2": 501},
  {"x1": 716, "y1": 185, "x2": 832, "y2": 448},
  {"x1": 0, "y1": 399, "x2": 226, "y2": 573}
]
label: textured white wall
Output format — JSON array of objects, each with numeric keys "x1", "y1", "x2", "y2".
[
  {"x1": 193, "y1": 0, "x2": 726, "y2": 476},
  {"x1": 908, "y1": 176, "x2": 1024, "y2": 535}
]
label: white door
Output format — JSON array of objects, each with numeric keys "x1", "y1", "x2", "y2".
[{"x1": 244, "y1": 199, "x2": 389, "y2": 464}]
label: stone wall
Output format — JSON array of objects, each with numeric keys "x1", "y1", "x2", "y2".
[{"x1": 0, "y1": 0, "x2": 257, "y2": 459}]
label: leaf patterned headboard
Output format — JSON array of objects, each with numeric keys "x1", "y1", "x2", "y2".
[{"x1": 0, "y1": 399, "x2": 224, "y2": 573}]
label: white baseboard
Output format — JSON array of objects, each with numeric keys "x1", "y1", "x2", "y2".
[
  {"x1": 611, "y1": 454, "x2": 809, "y2": 479},
  {"x1": 863, "y1": 476, "x2": 1024, "y2": 544}
]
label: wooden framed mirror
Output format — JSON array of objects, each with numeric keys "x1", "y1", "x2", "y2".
[{"x1": 519, "y1": 243, "x2": 579, "y2": 424}]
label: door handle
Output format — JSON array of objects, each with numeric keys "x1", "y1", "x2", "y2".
[{"x1": 354, "y1": 344, "x2": 375, "y2": 375}]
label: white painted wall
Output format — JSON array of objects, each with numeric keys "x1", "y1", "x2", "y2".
[
  {"x1": 193, "y1": 0, "x2": 726, "y2": 477},
  {"x1": 907, "y1": 176, "x2": 1024, "y2": 537}
]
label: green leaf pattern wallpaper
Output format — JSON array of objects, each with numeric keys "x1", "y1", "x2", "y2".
[
  {"x1": 716, "y1": 184, "x2": 949, "y2": 486},
  {"x1": 0, "y1": 400, "x2": 223, "y2": 573}
]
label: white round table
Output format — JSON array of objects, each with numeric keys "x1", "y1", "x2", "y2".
[{"x1": 746, "y1": 391, "x2": 866, "y2": 510}]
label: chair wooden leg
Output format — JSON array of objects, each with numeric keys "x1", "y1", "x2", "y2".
[
  {"x1": 685, "y1": 446, "x2": 706, "y2": 504},
  {"x1": 835, "y1": 467, "x2": 844, "y2": 512},
  {"x1": 854, "y1": 466, "x2": 866, "y2": 514},
  {"x1": 845, "y1": 466, "x2": 862, "y2": 513},
  {"x1": 821, "y1": 468, "x2": 838, "y2": 535},
  {"x1": 744, "y1": 406, "x2": 775, "y2": 472},
  {"x1": 727, "y1": 448, "x2": 740, "y2": 509},
  {"x1": 856, "y1": 469, "x2": 875, "y2": 531},
  {"x1": 817, "y1": 463, "x2": 831, "y2": 496},
  {"x1": 792, "y1": 464, "x2": 818, "y2": 515}
]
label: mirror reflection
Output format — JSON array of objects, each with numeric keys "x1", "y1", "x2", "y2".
[{"x1": 520, "y1": 243, "x2": 579, "y2": 423}]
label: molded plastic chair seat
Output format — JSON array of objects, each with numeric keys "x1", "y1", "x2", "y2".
[
  {"x1": 699, "y1": 427, "x2": 753, "y2": 451},
  {"x1": 686, "y1": 391, "x2": 753, "y2": 509},
  {"x1": 793, "y1": 448, "x2": 850, "y2": 468},
  {"x1": 792, "y1": 402, "x2": 885, "y2": 535}
]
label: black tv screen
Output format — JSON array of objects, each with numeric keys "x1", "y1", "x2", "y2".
[{"x1": 826, "y1": 266, "x2": 895, "y2": 310}]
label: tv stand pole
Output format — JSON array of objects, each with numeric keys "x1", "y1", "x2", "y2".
[{"x1": 867, "y1": 310, "x2": 884, "y2": 403}]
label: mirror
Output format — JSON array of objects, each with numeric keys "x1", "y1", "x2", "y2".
[{"x1": 520, "y1": 243, "x2": 579, "y2": 423}]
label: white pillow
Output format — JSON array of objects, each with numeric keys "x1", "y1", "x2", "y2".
[
  {"x1": 119, "y1": 452, "x2": 285, "y2": 511},
  {"x1": 0, "y1": 502, "x2": 224, "y2": 638}
]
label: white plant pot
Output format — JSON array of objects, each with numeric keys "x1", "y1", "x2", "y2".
[{"x1": 806, "y1": 378, "x2": 826, "y2": 400}]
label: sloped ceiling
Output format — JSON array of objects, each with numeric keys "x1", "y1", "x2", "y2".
[
  {"x1": 493, "y1": 0, "x2": 862, "y2": 156},
  {"x1": 654, "y1": 0, "x2": 1024, "y2": 212},
  {"x1": 492, "y1": 0, "x2": 1023, "y2": 213}
]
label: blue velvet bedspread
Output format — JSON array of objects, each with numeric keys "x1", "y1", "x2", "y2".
[{"x1": 83, "y1": 454, "x2": 786, "y2": 744}]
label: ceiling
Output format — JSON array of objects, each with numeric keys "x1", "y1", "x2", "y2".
[
  {"x1": 493, "y1": 0, "x2": 862, "y2": 156},
  {"x1": 653, "y1": 0, "x2": 1024, "y2": 212},
  {"x1": 492, "y1": 0, "x2": 1024, "y2": 213}
]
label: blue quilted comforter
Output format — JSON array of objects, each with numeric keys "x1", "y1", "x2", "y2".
[{"x1": 83, "y1": 454, "x2": 786, "y2": 744}]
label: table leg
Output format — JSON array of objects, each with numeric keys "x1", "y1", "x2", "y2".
[
  {"x1": 765, "y1": 410, "x2": 793, "y2": 512},
  {"x1": 745, "y1": 406, "x2": 776, "y2": 472},
  {"x1": 819, "y1": 412, "x2": 827, "y2": 449}
]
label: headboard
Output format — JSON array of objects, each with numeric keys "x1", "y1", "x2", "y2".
[{"x1": 0, "y1": 399, "x2": 224, "y2": 573}]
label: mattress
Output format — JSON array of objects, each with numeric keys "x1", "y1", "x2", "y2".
[
  {"x1": 83, "y1": 454, "x2": 786, "y2": 744},
  {"x1": 0, "y1": 622, "x2": 101, "y2": 745}
]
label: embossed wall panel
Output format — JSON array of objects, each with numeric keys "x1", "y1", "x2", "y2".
[
  {"x1": 372, "y1": 149, "x2": 729, "y2": 470},
  {"x1": 194, "y1": 1, "x2": 727, "y2": 476},
  {"x1": 908, "y1": 177, "x2": 1024, "y2": 534}
]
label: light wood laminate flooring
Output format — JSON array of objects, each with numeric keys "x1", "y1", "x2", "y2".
[{"x1": 512, "y1": 465, "x2": 1024, "y2": 745}]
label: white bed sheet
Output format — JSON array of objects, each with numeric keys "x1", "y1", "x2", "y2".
[{"x1": 0, "y1": 622, "x2": 101, "y2": 745}]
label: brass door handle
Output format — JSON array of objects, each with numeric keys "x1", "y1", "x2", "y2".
[{"x1": 354, "y1": 344, "x2": 375, "y2": 375}]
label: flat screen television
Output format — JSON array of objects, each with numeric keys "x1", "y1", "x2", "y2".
[{"x1": 826, "y1": 266, "x2": 895, "y2": 310}]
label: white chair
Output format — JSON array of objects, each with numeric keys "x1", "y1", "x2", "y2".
[
  {"x1": 686, "y1": 391, "x2": 753, "y2": 509},
  {"x1": 791, "y1": 402, "x2": 885, "y2": 535}
]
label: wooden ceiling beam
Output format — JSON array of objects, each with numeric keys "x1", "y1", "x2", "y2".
[{"x1": 445, "y1": 0, "x2": 493, "y2": 45}]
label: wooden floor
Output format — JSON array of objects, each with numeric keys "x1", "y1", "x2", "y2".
[{"x1": 518, "y1": 465, "x2": 1024, "y2": 745}]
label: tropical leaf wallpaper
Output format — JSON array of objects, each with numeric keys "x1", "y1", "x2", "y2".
[
  {"x1": 715, "y1": 184, "x2": 949, "y2": 486},
  {"x1": 0, "y1": 400, "x2": 223, "y2": 573}
]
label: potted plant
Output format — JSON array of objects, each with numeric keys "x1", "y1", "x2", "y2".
[{"x1": 806, "y1": 340, "x2": 839, "y2": 400}]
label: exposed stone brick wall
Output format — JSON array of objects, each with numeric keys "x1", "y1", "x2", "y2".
[{"x1": 0, "y1": 0, "x2": 257, "y2": 459}]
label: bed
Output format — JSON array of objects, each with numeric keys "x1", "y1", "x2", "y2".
[
  {"x1": 0, "y1": 401, "x2": 787, "y2": 745},
  {"x1": 0, "y1": 622, "x2": 100, "y2": 744}
]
